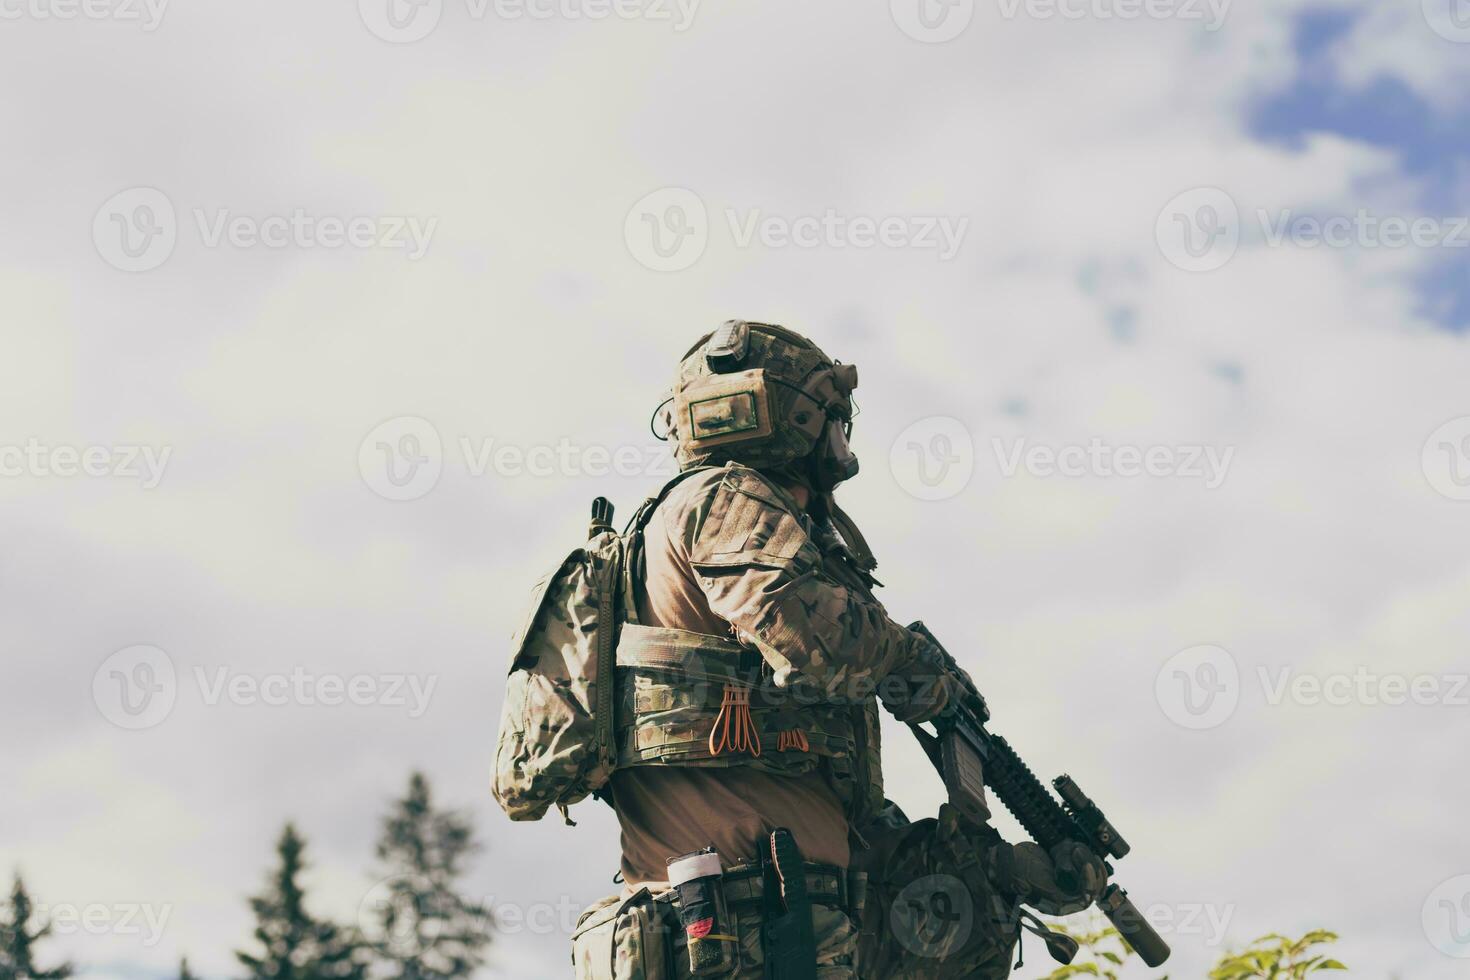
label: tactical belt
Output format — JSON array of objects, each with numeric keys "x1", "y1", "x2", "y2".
[{"x1": 716, "y1": 861, "x2": 865, "y2": 916}]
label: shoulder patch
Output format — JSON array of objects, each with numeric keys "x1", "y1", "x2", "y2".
[{"x1": 689, "y1": 468, "x2": 811, "y2": 567}]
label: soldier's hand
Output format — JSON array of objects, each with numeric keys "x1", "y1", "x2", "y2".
[
  {"x1": 995, "y1": 840, "x2": 1107, "y2": 917},
  {"x1": 877, "y1": 644, "x2": 956, "y2": 723}
]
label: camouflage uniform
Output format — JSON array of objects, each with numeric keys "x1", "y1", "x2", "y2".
[
  {"x1": 549, "y1": 322, "x2": 1077, "y2": 978},
  {"x1": 571, "y1": 463, "x2": 1021, "y2": 979}
]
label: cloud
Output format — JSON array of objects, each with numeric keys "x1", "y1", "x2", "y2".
[{"x1": 1, "y1": 2, "x2": 1467, "y2": 978}]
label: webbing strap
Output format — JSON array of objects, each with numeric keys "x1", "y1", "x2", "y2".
[
  {"x1": 620, "y1": 465, "x2": 716, "y2": 627},
  {"x1": 592, "y1": 550, "x2": 619, "y2": 775},
  {"x1": 616, "y1": 623, "x2": 760, "y2": 674},
  {"x1": 717, "y1": 862, "x2": 855, "y2": 913},
  {"x1": 594, "y1": 466, "x2": 715, "y2": 779}
]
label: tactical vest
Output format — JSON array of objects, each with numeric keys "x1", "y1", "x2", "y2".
[
  {"x1": 614, "y1": 623, "x2": 858, "y2": 766},
  {"x1": 493, "y1": 466, "x2": 884, "y2": 826},
  {"x1": 613, "y1": 470, "x2": 885, "y2": 824}
]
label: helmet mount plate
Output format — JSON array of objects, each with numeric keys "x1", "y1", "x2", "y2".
[{"x1": 676, "y1": 369, "x2": 775, "y2": 451}]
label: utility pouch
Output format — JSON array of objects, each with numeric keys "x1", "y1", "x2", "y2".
[
  {"x1": 759, "y1": 829, "x2": 818, "y2": 980},
  {"x1": 571, "y1": 890, "x2": 674, "y2": 980},
  {"x1": 668, "y1": 848, "x2": 738, "y2": 976}
]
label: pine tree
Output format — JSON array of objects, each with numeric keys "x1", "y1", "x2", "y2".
[
  {"x1": 366, "y1": 773, "x2": 490, "y2": 980},
  {"x1": 177, "y1": 956, "x2": 198, "y2": 980},
  {"x1": 236, "y1": 824, "x2": 366, "y2": 980},
  {"x1": 0, "y1": 875, "x2": 73, "y2": 980}
]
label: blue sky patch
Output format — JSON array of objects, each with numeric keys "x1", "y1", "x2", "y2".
[{"x1": 1249, "y1": 6, "x2": 1469, "y2": 331}]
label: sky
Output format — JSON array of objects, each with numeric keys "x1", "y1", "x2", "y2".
[{"x1": 1, "y1": 0, "x2": 1468, "y2": 978}]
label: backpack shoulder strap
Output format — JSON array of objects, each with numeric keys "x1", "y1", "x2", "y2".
[
  {"x1": 620, "y1": 465, "x2": 720, "y2": 627},
  {"x1": 590, "y1": 466, "x2": 719, "y2": 794}
]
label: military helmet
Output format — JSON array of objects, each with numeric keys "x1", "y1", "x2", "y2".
[{"x1": 665, "y1": 320, "x2": 860, "y2": 489}]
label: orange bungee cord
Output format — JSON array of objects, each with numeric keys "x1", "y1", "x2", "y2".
[{"x1": 708, "y1": 684, "x2": 762, "y2": 757}]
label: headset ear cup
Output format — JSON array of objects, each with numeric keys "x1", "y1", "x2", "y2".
[{"x1": 833, "y1": 363, "x2": 858, "y2": 394}]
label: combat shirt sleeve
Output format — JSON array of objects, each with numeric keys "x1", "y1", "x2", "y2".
[{"x1": 672, "y1": 467, "x2": 927, "y2": 696}]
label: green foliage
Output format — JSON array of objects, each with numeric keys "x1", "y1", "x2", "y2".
[
  {"x1": 1209, "y1": 930, "x2": 1347, "y2": 980},
  {"x1": 366, "y1": 772, "x2": 491, "y2": 980},
  {"x1": 1039, "y1": 918, "x2": 1136, "y2": 980},
  {"x1": 235, "y1": 824, "x2": 367, "y2": 980},
  {"x1": 0, "y1": 875, "x2": 73, "y2": 980},
  {"x1": 177, "y1": 956, "x2": 198, "y2": 980}
]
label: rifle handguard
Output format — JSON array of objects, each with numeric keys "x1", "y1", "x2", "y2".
[{"x1": 904, "y1": 622, "x2": 1172, "y2": 968}]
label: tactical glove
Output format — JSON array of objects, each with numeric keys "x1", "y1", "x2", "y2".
[
  {"x1": 877, "y1": 637, "x2": 956, "y2": 723},
  {"x1": 992, "y1": 839, "x2": 1108, "y2": 917}
]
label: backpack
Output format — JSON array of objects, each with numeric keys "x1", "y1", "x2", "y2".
[{"x1": 492, "y1": 471, "x2": 705, "y2": 824}]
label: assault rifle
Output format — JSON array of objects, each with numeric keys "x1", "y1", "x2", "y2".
[{"x1": 905, "y1": 622, "x2": 1171, "y2": 968}]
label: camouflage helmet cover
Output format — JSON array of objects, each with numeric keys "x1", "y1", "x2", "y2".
[{"x1": 668, "y1": 320, "x2": 858, "y2": 475}]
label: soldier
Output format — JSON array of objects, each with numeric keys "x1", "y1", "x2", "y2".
[{"x1": 504, "y1": 321, "x2": 1104, "y2": 978}]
